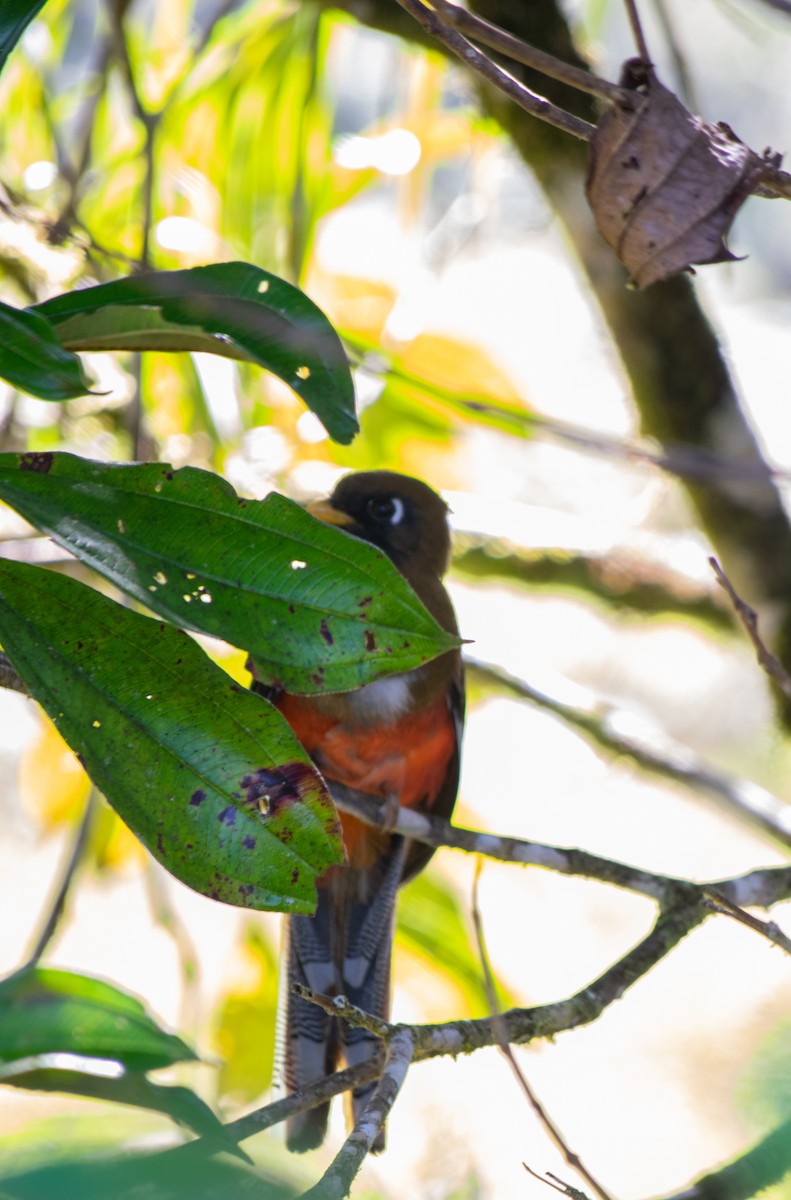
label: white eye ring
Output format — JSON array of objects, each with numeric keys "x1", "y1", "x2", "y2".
[{"x1": 389, "y1": 497, "x2": 404, "y2": 525}]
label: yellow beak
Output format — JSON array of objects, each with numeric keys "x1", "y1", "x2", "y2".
[{"x1": 306, "y1": 498, "x2": 355, "y2": 528}]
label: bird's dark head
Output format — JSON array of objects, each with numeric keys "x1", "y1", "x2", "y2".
[{"x1": 307, "y1": 470, "x2": 452, "y2": 580}]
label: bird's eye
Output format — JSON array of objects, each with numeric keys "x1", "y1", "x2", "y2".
[{"x1": 366, "y1": 495, "x2": 404, "y2": 525}]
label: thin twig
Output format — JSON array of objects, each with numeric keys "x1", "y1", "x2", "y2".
[
  {"x1": 623, "y1": 0, "x2": 652, "y2": 61},
  {"x1": 431, "y1": 0, "x2": 632, "y2": 106},
  {"x1": 391, "y1": 0, "x2": 596, "y2": 141},
  {"x1": 710, "y1": 557, "x2": 791, "y2": 700},
  {"x1": 702, "y1": 888, "x2": 791, "y2": 955},
  {"x1": 23, "y1": 790, "x2": 100, "y2": 966},
  {"x1": 471, "y1": 864, "x2": 614, "y2": 1200},
  {"x1": 292, "y1": 984, "x2": 392, "y2": 1039},
  {"x1": 524, "y1": 1164, "x2": 592, "y2": 1200}
]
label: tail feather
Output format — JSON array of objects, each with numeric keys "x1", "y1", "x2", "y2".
[{"x1": 277, "y1": 835, "x2": 408, "y2": 1152}]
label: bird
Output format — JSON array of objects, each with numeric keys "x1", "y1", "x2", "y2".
[{"x1": 251, "y1": 470, "x2": 464, "y2": 1153}]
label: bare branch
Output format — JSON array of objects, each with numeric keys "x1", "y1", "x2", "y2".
[
  {"x1": 623, "y1": 0, "x2": 652, "y2": 61},
  {"x1": 391, "y1": 0, "x2": 595, "y2": 140},
  {"x1": 430, "y1": 0, "x2": 631, "y2": 106}
]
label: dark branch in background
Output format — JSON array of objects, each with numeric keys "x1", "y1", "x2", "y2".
[
  {"x1": 465, "y1": 658, "x2": 791, "y2": 848},
  {"x1": 711, "y1": 556, "x2": 791, "y2": 701},
  {"x1": 22, "y1": 791, "x2": 99, "y2": 967}
]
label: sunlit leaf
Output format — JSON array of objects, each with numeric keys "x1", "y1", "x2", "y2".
[
  {"x1": 0, "y1": 560, "x2": 342, "y2": 912},
  {"x1": 34, "y1": 263, "x2": 358, "y2": 443},
  {"x1": 0, "y1": 301, "x2": 91, "y2": 402},
  {"x1": 0, "y1": 453, "x2": 460, "y2": 693}
]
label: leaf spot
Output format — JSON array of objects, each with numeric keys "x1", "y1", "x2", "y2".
[
  {"x1": 243, "y1": 835, "x2": 256, "y2": 849},
  {"x1": 117, "y1": 519, "x2": 125, "y2": 533},
  {"x1": 217, "y1": 806, "x2": 237, "y2": 826},
  {"x1": 199, "y1": 592, "x2": 212, "y2": 603},
  {"x1": 19, "y1": 452, "x2": 53, "y2": 473},
  {"x1": 189, "y1": 789, "x2": 207, "y2": 807},
  {"x1": 319, "y1": 619, "x2": 333, "y2": 646},
  {"x1": 257, "y1": 280, "x2": 270, "y2": 293},
  {"x1": 240, "y1": 762, "x2": 312, "y2": 816},
  {"x1": 92, "y1": 719, "x2": 101, "y2": 728},
  {"x1": 364, "y1": 629, "x2": 377, "y2": 652},
  {"x1": 154, "y1": 571, "x2": 168, "y2": 585},
  {"x1": 183, "y1": 594, "x2": 192, "y2": 603},
  {"x1": 296, "y1": 365, "x2": 311, "y2": 380}
]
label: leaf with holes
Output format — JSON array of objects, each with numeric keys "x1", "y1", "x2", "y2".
[
  {"x1": 0, "y1": 560, "x2": 342, "y2": 912},
  {"x1": 0, "y1": 452, "x2": 460, "y2": 693}
]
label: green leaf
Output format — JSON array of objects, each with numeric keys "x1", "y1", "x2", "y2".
[
  {"x1": 34, "y1": 263, "x2": 358, "y2": 443},
  {"x1": 0, "y1": 560, "x2": 342, "y2": 911},
  {"x1": 0, "y1": 968, "x2": 194, "y2": 1072},
  {"x1": 0, "y1": 1144, "x2": 298, "y2": 1200},
  {"x1": 0, "y1": 453, "x2": 460, "y2": 693},
  {"x1": 0, "y1": 300, "x2": 91, "y2": 401},
  {"x1": 0, "y1": 2, "x2": 48, "y2": 76},
  {"x1": 0, "y1": 1066, "x2": 233, "y2": 1148}
]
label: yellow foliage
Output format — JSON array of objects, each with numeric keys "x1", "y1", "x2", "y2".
[
  {"x1": 212, "y1": 923, "x2": 280, "y2": 1102},
  {"x1": 19, "y1": 715, "x2": 91, "y2": 829}
]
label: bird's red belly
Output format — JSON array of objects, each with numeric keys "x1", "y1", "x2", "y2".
[{"x1": 276, "y1": 690, "x2": 456, "y2": 866}]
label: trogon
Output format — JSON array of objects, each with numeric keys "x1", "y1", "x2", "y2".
[{"x1": 251, "y1": 470, "x2": 464, "y2": 1152}]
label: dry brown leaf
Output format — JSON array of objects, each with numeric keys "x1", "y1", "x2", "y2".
[{"x1": 586, "y1": 60, "x2": 778, "y2": 289}]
